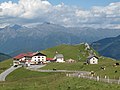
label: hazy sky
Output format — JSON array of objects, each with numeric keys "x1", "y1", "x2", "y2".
[{"x1": 0, "y1": 0, "x2": 120, "y2": 28}]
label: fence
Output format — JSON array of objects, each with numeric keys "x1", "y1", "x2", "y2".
[{"x1": 66, "y1": 73, "x2": 120, "y2": 84}]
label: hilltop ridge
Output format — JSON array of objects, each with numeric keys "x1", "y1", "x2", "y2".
[{"x1": 42, "y1": 43, "x2": 98, "y2": 62}]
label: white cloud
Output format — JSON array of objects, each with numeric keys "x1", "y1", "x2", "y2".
[
  {"x1": 0, "y1": 0, "x2": 52, "y2": 18},
  {"x1": 0, "y1": 0, "x2": 120, "y2": 29}
]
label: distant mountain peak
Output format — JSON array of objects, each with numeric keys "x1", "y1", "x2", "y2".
[
  {"x1": 44, "y1": 22, "x2": 51, "y2": 24},
  {"x1": 42, "y1": 22, "x2": 57, "y2": 26},
  {"x1": 10, "y1": 24, "x2": 23, "y2": 30},
  {"x1": 1, "y1": 23, "x2": 120, "y2": 57}
]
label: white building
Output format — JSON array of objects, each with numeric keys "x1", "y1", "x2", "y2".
[
  {"x1": 31, "y1": 52, "x2": 46, "y2": 64},
  {"x1": 66, "y1": 58, "x2": 76, "y2": 63},
  {"x1": 54, "y1": 54, "x2": 65, "y2": 63},
  {"x1": 87, "y1": 55, "x2": 99, "y2": 64},
  {"x1": 13, "y1": 52, "x2": 46, "y2": 66}
]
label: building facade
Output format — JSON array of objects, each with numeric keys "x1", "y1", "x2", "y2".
[
  {"x1": 13, "y1": 52, "x2": 46, "y2": 66},
  {"x1": 53, "y1": 53, "x2": 65, "y2": 63},
  {"x1": 87, "y1": 56, "x2": 98, "y2": 64}
]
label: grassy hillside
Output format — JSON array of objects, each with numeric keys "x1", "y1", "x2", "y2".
[
  {"x1": 0, "y1": 67, "x2": 119, "y2": 90},
  {"x1": 0, "y1": 59, "x2": 13, "y2": 74},
  {"x1": 41, "y1": 44, "x2": 120, "y2": 79},
  {"x1": 41, "y1": 57, "x2": 120, "y2": 79},
  {"x1": 42, "y1": 44, "x2": 98, "y2": 62},
  {"x1": 41, "y1": 58, "x2": 120, "y2": 79},
  {"x1": 0, "y1": 44, "x2": 120, "y2": 90}
]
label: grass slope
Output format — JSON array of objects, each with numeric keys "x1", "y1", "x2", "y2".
[
  {"x1": 0, "y1": 44, "x2": 120, "y2": 90},
  {"x1": 41, "y1": 44, "x2": 120, "y2": 79},
  {"x1": 0, "y1": 68, "x2": 120, "y2": 90},
  {"x1": 42, "y1": 44, "x2": 98, "y2": 62},
  {"x1": 42, "y1": 57, "x2": 120, "y2": 79},
  {"x1": 0, "y1": 59, "x2": 13, "y2": 74}
]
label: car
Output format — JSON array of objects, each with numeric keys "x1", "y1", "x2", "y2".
[
  {"x1": 53, "y1": 68, "x2": 57, "y2": 71},
  {"x1": 14, "y1": 65, "x2": 18, "y2": 67}
]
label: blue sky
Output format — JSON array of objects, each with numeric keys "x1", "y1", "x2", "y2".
[
  {"x1": 0, "y1": 0, "x2": 119, "y2": 9},
  {"x1": 49, "y1": 0, "x2": 120, "y2": 8}
]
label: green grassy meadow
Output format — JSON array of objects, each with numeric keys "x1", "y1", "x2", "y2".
[
  {"x1": 41, "y1": 58, "x2": 120, "y2": 79},
  {"x1": 0, "y1": 44, "x2": 120, "y2": 90},
  {"x1": 0, "y1": 67, "x2": 120, "y2": 90},
  {"x1": 41, "y1": 44, "x2": 120, "y2": 79},
  {"x1": 0, "y1": 59, "x2": 13, "y2": 74}
]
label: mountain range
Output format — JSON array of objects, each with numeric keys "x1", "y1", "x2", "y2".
[
  {"x1": 0, "y1": 23, "x2": 120, "y2": 56},
  {"x1": 91, "y1": 35, "x2": 120, "y2": 60}
]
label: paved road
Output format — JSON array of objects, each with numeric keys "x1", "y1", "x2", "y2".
[
  {"x1": 35, "y1": 70, "x2": 90, "y2": 74},
  {"x1": 27, "y1": 65, "x2": 120, "y2": 84},
  {"x1": 26, "y1": 65, "x2": 46, "y2": 70},
  {"x1": 0, "y1": 66, "x2": 21, "y2": 81},
  {"x1": 27, "y1": 65, "x2": 89, "y2": 75}
]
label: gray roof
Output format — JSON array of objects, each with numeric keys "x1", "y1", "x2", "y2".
[
  {"x1": 86, "y1": 55, "x2": 98, "y2": 64},
  {"x1": 55, "y1": 54, "x2": 64, "y2": 58},
  {"x1": 87, "y1": 55, "x2": 99, "y2": 59}
]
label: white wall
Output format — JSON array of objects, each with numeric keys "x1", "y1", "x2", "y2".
[
  {"x1": 89, "y1": 57, "x2": 98, "y2": 64},
  {"x1": 31, "y1": 56, "x2": 46, "y2": 63},
  {"x1": 56, "y1": 58, "x2": 65, "y2": 63},
  {"x1": 13, "y1": 61, "x2": 20, "y2": 66},
  {"x1": 19, "y1": 57, "x2": 26, "y2": 61},
  {"x1": 17, "y1": 55, "x2": 46, "y2": 65}
]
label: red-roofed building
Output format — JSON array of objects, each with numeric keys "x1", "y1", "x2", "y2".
[
  {"x1": 13, "y1": 52, "x2": 47, "y2": 66},
  {"x1": 46, "y1": 58, "x2": 53, "y2": 61},
  {"x1": 46, "y1": 58, "x2": 55, "y2": 62},
  {"x1": 13, "y1": 53, "x2": 26, "y2": 60}
]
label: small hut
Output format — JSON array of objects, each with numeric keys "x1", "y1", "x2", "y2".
[
  {"x1": 66, "y1": 58, "x2": 76, "y2": 63},
  {"x1": 86, "y1": 55, "x2": 99, "y2": 64}
]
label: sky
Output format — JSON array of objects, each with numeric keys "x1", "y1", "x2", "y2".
[
  {"x1": 0, "y1": 0, "x2": 120, "y2": 28},
  {"x1": 0, "y1": 0, "x2": 119, "y2": 8},
  {"x1": 49, "y1": 0, "x2": 120, "y2": 8}
]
